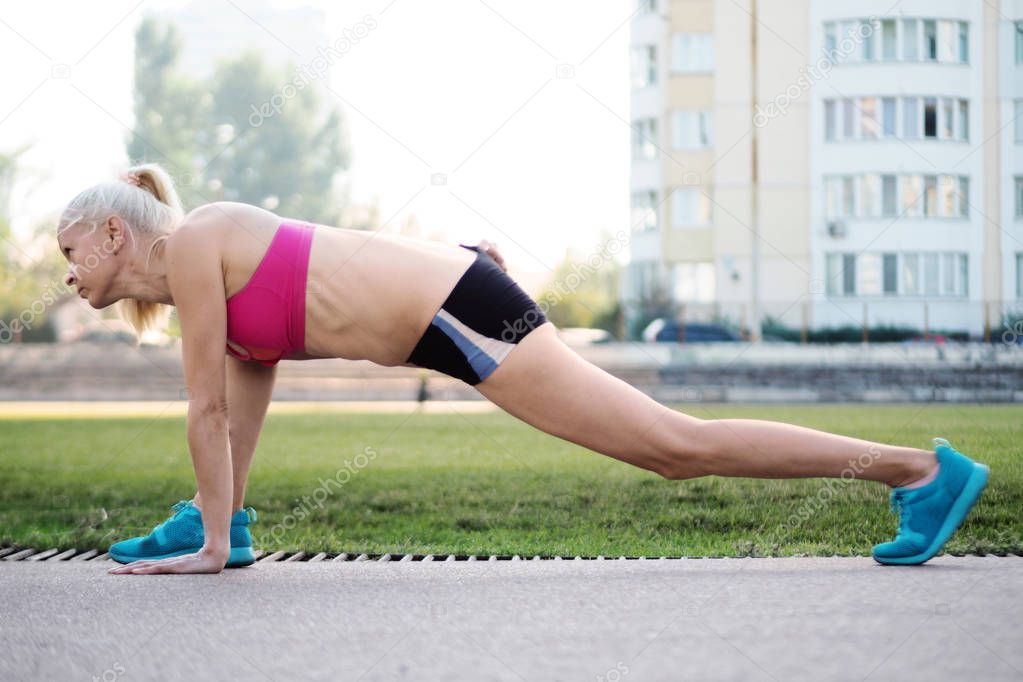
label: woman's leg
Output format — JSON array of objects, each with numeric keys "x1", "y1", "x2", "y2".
[{"x1": 475, "y1": 323, "x2": 936, "y2": 487}]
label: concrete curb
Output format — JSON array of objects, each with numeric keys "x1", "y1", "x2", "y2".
[{"x1": 2, "y1": 545, "x2": 1020, "y2": 563}]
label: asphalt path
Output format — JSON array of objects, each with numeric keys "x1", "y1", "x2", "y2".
[{"x1": 2, "y1": 555, "x2": 1021, "y2": 681}]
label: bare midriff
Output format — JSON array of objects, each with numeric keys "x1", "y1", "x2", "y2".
[{"x1": 211, "y1": 202, "x2": 477, "y2": 365}]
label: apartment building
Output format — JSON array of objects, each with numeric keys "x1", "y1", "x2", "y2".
[{"x1": 625, "y1": 0, "x2": 1020, "y2": 339}]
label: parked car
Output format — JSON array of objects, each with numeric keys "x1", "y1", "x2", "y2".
[{"x1": 641, "y1": 318, "x2": 742, "y2": 343}]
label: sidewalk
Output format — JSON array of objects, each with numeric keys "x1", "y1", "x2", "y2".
[{"x1": 1, "y1": 555, "x2": 1020, "y2": 681}]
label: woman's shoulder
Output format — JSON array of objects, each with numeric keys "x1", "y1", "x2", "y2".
[
  {"x1": 170, "y1": 202, "x2": 287, "y2": 249},
  {"x1": 180, "y1": 201, "x2": 280, "y2": 230}
]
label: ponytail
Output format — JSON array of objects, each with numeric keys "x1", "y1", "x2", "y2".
[{"x1": 128, "y1": 164, "x2": 183, "y2": 215}]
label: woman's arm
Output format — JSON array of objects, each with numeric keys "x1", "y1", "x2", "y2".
[
  {"x1": 110, "y1": 221, "x2": 233, "y2": 574},
  {"x1": 192, "y1": 356, "x2": 276, "y2": 512}
]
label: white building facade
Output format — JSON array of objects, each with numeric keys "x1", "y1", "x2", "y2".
[{"x1": 624, "y1": 0, "x2": 1022, "y2": 339}]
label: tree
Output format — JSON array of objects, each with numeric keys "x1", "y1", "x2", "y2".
[
  {"x1": 536, "y1": 233, "x2": 623, "y2": 337},
  {"x1": 203, "y1": 50, "x2": 351, "y2": 224},
  {"x1": 0, "y1": 146, "x2": 30, "y2": 246},
  {"x1": 0, "y1": 149, "x2": 71, "y2": 343},
  {"x1": 127, "y1": 18, "x2": 352, "y2": 224},
  {"x1": 127, "y1": 17, "x2": 208, "y2": 207}
]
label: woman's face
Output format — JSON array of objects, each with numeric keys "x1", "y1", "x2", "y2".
[{"x1": 58, "y1": 216, "x2": 126, "y2": 308}]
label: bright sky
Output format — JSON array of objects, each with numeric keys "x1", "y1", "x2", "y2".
[{"x1": 1, "y1": 0, "x2": 631, "y2": 291}]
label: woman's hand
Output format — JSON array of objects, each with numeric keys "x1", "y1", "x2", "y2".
[
  {"x1": 108, "y1": 546, "x2": 228, "y2": 575},
  {"x1": 476, "y1": 239, "x2": 506, "y2": 272}
]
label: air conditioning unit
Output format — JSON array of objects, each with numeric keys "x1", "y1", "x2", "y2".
[{"x1": 827, "y1": 220, "x2": 846, "y2": 238}]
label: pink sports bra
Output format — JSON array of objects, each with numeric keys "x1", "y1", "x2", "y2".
[{"x1": 225, "y1": 220, "x2": 315, "y2": 366}]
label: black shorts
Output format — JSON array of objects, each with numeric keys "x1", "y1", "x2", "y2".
[{"x1": 405, "y1": 244, "x2": 548, "y2": 385}]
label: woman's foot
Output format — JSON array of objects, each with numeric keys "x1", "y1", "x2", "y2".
[
  {"x1": 108, "y1": 500, "x2": 258, "y2": 567},
  {"x1": 872, "y1": 437, "x2": 990, "y2": 565}
]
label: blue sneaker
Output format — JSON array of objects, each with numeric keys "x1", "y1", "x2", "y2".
[
  {"x1": 108, "y1": 500, "x2": 258, "y2": 567},
  {"x1": 872, "y1": 437, "x2": 990, "y2": 565}
]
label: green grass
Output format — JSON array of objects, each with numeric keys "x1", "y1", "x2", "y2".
[{"x1": 1, "y1": 404, "x2": 1020, "y2": 557}]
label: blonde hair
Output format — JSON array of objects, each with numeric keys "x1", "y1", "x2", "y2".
[{"x1": 57, "y1": 163, "x2": 184, "y2": 339}]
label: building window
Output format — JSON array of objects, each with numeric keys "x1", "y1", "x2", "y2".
[
  {"x1": 1016, "y1": 101, "x2": 1023, "y2": 143},
  {"x1": 923, "y1": 253, "x2": 940, "y2": 295},
  {"x1": 903, "y1": 97, "x2": 920, "y2": 138},
  {"x1": 858, "y1": 253, "x2": 882, "y2": 295},
  {"x1": 923, "y1": 20, "x2": 937, "y2": 60},
  {"x1": 840, "y1": 20, "x2": 857, "y2": 53},
  {"x1": 825, "y1": 177, "x2": 842, "y2": 218},
  {"x1": 923, "y1": 175, "x2": 938, "y2": 217},
  {"x1": 671, "y1": 187, "x2": 711, "y2": 227},
  {"x1": 911, "y1": 252, "x2": 968, "y2": 297},
  {"x1": 1016, "y1": 22, "x2": 1023, "y2": 64},
  {"x1": 860, "y1": 174, "x2": 879, "y2": 216},
  {"x1": 824, "y1": 254, "x2": 842, "y2": 294},
  {"x1": 824, "y1": 22, "x2": 837, "y2": 53},
  {"x1": 942, "y1": 253, "x2": 956, "y2": 295},
  {"x1": 830, "y1": 252, "x2": 968, "y2": 298},
  {"x1": 672, "y1": 33, "x2": 714, "y2": 73},
  {"x1": 902, "y1": 175, "x2": 923, "y2": 218},
  {"x1": 937, "y1": 20, "x2": 958, "y2": 62},
  {"x1": 631, "y1": 45, "x2": 657, "y2": 88},
  {"x1": 881, "y1": 19, "x2": 897, "y2": 60},
  {"x1": 861, "y1": 19, "x2": 877, "y2": 61},
  {"x1": 672, "y1": 262, "x2": 715, "y2": 302},
  {"x1": 632, "y1": 261, "x2": 666, "y2": 301},
  {"x1": 881, "y1": 175, "x2": 898, "y2": 216},
  {"x1": 939, "y1": 175, "x2": 957, "y2": 217},
  {"x1": 882, "y1": 98, "x2": 897, "y2": 137},
  {"x1": 1016, "y1": 177, "x2": 1023, "y2": 217},
  {"x1": 842, "y1": 177, "x2": 855, "y2": 216},
  {"x1": 842, "y1": 98, "x2": 855, "y2": 138},
  {"x1": 822, "y1": 252, "x2": 971, "y2": 297},
  {"x1": 941, "y1": 99, "x2": 955, "y2": 139},
  {"x1": 631, "y1": 118, "x2": 658, "y2": 160},
  {"x1": 961, "y1": 253, "x2": 969, "y2": 296},
  {"x1": 636, "y1": 0, "x2": 656, "y2": 14},
  {"x1": 902, "y1": 254, "x2": 919, "y2": 295},
  {"x1": 825, "y1": 174, "x2": 967, "y2": 219},
  {"x1": 1017, "y1": 253, "x2": 1023, "y2": 298},
  {"x1": 923, "y1": 98, "x2": 937, "y2": 137},
  {"x1": 826, "y1": 253, "x2": 840, "y2": 295},
  {"x1": 842, "y1": 254, "x2": 857, "y2": 295},
  {"x1": 671, "y1": 110, "x2": 712, "y2": 148},
  {"x1": 860, "y1": 97, "x2": 879, "y2": 139},
  {"x1": 882, "y1": 253, "x2": 898, "y2": 294},
  {"x1": 828, "y1": 96, "x2": 966, "y2": 142},
  {"x1": 913, "y1": 174, "x2": 969, "y2": 218},
  {"x1": 828, "y1": 17, "x2": 967, "y2": 65},
  {"x1": 903, "y1": 19, "x2": 919, "y2": 60},
  {"x1": 631, "y1": 190, "x2": 658, "y2": 231}
]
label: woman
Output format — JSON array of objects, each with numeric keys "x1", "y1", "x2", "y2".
[{"x1": 55, "y1": 163, "x2": 989, "y2": 574}]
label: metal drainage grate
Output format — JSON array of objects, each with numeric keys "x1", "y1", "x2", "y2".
[{"x1": 1, "y1": 546, "x2": 1018, "y2": 562}]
